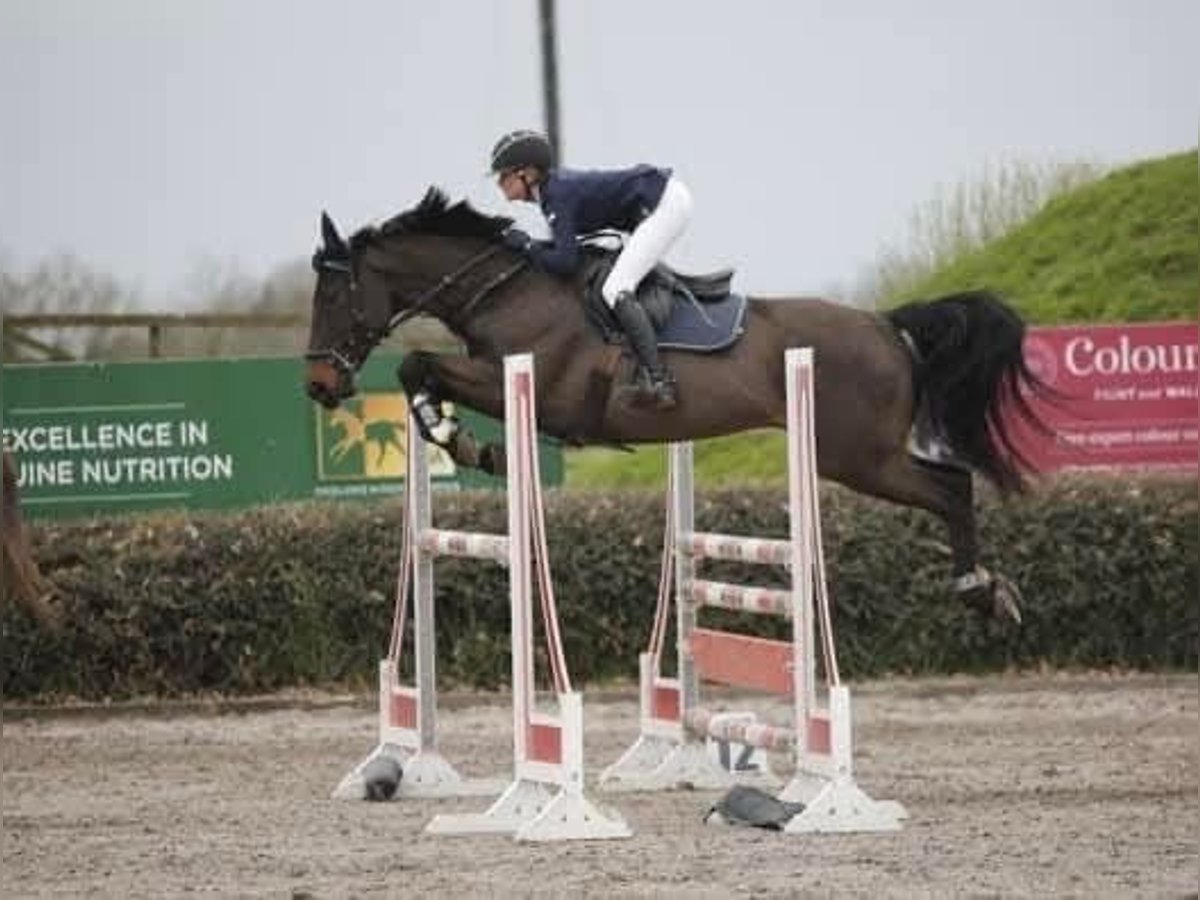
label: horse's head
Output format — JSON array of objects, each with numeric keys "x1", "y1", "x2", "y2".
[
  {"x1": 304, "y1": 212, "x2": 393, "y2": 408},
  {"x1": 304, "y1": 189, "x2": 523, "y2": 408}
]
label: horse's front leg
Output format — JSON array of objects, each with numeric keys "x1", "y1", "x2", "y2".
[{"x1": 396, "y1": 351, "x2": 507, "y2": 475}]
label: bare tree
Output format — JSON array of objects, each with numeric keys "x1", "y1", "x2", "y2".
[{"x1": 1, "y1": 253, "x2": 138, "y2": 360}]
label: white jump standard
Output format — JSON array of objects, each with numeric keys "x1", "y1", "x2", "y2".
[
  {"x1": 424, "y1": 353, "x2": 631, "y2": 842},
  {"x1": 599, "y1": 347, "x2": 907, "y2": 833},
  {"x1": 332, "y1": 384, "x2": 506, "y2": 801}
]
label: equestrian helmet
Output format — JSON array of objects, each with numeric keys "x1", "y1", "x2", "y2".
[{"x1": 490, "y1": 130, "x2": 553, "y2": 174}]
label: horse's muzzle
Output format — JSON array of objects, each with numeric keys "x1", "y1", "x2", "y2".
[
  {"x1": 305, "y1": 360, "x2": 356, "y2": 409},
  {"x1": 306, "y1": 381, "x2": 341, "y2": 409}
]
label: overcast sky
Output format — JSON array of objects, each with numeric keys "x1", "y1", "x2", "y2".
[{"x1": 1, "y1": 0, "x2": 1196, "y2": 307}]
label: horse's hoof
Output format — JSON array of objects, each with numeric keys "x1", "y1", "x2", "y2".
[
  {"x1": 959, "y1": 585, "x2": 991, "y2": 618},
  {"x1": 990, "y1": 574, "x2": 1023, "y2": 625},
  {"x1": 479, "y1": 444, "x2": 506, "y2": 477},
  {"x1": 957, "y1": 569, "x2": 1022, "y2": 625},
  {"x1": 449, "y1": 430, "x2": 480, "y2": 468}
]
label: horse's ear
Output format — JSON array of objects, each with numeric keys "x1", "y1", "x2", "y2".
[{"x1": 320, "y1": 211, "x2": 348, "y2": 258}]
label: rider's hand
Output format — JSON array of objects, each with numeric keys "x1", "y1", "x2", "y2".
[{"x1": 501, "y1": 228, "x2": 534, "y2": 254}]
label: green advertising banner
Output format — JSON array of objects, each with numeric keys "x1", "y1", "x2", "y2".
[{"x1": 1, "y1": 353, "x2": 562, "y2": 519}]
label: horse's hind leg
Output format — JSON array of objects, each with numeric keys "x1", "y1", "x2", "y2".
[
  {"x1": 920, "y1": 458, "x2": 1024, "y2": 623},
  {"x1": 844, "y1": 452, "x2": 1021, "y2": 623}
]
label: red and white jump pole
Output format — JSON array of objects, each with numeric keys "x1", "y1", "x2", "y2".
[
  {"x1": 599, "y1": 347, "x2": 906, "y2": 833},
  {"x1": 424, "y1": 353, "x2": 630, "y2": 842}
]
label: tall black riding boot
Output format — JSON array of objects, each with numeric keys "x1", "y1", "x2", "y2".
[{"x1": 612, "y1": 292, "x2": 677, "y2": 409}]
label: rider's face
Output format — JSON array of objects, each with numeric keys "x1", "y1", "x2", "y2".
[{"x1": 497, "y1": 168, "x2": 532, "y2": 202}]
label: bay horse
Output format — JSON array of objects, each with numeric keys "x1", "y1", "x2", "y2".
[
  {"x1": 2, "y1": 450, "x2": 56, "y2": 627},
  {"x1": 304, "y1": 188, "x2": 1048, "y2": 623}
]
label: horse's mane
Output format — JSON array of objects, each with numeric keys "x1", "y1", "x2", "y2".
[{"x1": 373, "y1": 187, "x2": 512, "y2": 243}]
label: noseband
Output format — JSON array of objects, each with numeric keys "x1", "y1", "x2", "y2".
[{"x1": 306, "y1": 242, "x2": 527, "y2": 378}]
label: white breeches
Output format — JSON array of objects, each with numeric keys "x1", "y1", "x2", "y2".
[{"x1": 601, "y1": 176, "x2": 693, "y2": 307}]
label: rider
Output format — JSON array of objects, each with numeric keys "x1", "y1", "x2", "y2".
[{"x1": 489, "y1": 129, "x2": 692, "y2": 410}]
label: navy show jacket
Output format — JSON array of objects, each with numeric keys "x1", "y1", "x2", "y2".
[{"x1": 531, "y1": 164, "x2": 672, "y2": 276}]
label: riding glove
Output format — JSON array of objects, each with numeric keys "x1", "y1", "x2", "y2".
[{"x1": 501, "y1": 228, "x2": 534, "y2": 254}]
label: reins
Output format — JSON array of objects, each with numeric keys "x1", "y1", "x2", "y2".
[
  {"x1": 376, "y1": 243, "x2": 529, "y2": 334},
  {"x1": 309, "y1": 237, "x2": 529, "y2": 374}
]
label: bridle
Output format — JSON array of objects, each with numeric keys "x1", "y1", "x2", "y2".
[{"x1": 306, "y1": 238, "x2": 529, "y2": 379}]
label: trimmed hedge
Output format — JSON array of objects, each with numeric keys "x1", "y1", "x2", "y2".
[{"x1": 3, "y1": 476, "x2": 1195, "y2": 700}]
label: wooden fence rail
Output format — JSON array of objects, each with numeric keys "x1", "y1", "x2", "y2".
[{"x1": 2, "y1": 313, "x2": 308, "y2": 360}]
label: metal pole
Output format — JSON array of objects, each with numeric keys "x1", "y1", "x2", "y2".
[{"x1": 538, "y1": 0, "x2": 562, "y2": 162}]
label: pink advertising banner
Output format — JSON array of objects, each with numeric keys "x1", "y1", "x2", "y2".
[{"x1": 1012, "y1": 322, "x2": 1198, "y2": 473}]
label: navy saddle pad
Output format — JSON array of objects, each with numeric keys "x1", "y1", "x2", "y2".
[{"x1": 656, "y1": 292, "x2": 747, "y2": 352}]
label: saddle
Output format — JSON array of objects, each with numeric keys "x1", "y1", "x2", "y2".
[{"x1": 578, "y1": 234, "x2": 745, "y2": 353}]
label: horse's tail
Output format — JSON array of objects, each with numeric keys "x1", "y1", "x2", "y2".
[{"x1": 885, "y1": 290, "x2": 1051, "y2": 495}]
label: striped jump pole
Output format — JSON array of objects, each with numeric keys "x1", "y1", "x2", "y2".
[
  {"x1": 425, "y1": 354, "x2": 631, "y2": 842},
  {"x1": 599, "y1": 347, "x2": 906, "y2": 833},
  {"x1": 332, "y1": 394, "x2": 507, "y2": 801}
]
